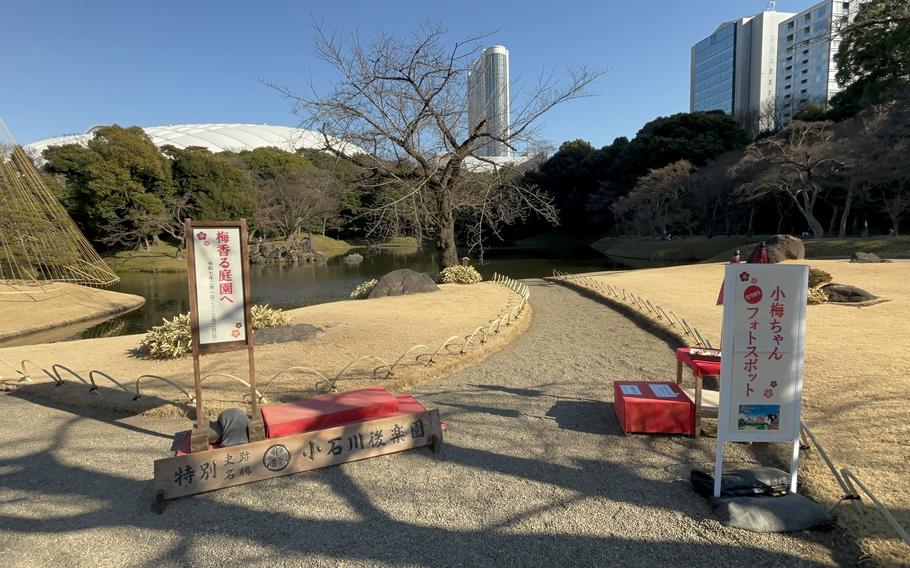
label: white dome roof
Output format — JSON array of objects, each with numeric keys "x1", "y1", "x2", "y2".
[{"x1": 25, "y1": 123, "x2": 362, "y2": 160}]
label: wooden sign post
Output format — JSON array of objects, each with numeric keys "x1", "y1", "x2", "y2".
[
  {"x1": 154, "y1": 409, "x2": 442, "y2": 499},
  {"x1": 184, "y1": 219, "x2": 264, "y2": 452},
  {"x1": 715, "y1": 263, "x2": 808, "y2": 497}
]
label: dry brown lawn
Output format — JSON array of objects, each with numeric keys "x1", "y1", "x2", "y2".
[
  {"x1": 0, "y1": 282, "x2": 144, "y2": 342},
  {"x1": 0, "y1": 282, "x2": 528, "y2": 418},
  {"x1": 584, "y1": 260, "x2": 910, "y2": 567}
]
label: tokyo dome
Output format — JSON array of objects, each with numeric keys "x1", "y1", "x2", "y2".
[{"x1": 24, "y1": 123, "x2": 362, "y2": 159}]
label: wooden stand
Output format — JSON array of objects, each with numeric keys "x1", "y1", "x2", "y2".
[{"x1": 184, "y1": 219, "x2": 261, "y2": 450}]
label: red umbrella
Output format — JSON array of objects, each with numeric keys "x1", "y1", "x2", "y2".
[{"x1": 716, "y1": 242, "x2": 770, "y2": 305}]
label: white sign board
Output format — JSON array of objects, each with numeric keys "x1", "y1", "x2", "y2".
[
  {"x1": 715, "y1": 263, "x2": 808, "y2": 496},
  {"x1": 189, "y1": 226, "x2": 248, "y2": 350}
]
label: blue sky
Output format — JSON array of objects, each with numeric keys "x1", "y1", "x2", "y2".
[{"x1": 1, "y1": 0, "x2": 811, "y2": 147}]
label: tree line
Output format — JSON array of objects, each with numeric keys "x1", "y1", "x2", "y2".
[{"x1": 524, "y1": 0, "x2": 909, "y2": 239}]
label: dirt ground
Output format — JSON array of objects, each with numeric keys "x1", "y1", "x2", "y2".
[
  {"x1": 581, "y1": 260, "x2": 910, "y2": 567},
  {"x1": 0, "y1": 282, "x2": 529, "y2": 419},
  {"x1": 0, "y1": 282, "x2": 144, "y2": 342}
]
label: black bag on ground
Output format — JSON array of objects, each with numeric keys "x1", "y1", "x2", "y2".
[
  {"x1": 690, "y1": 467, "x2": 791, "y2": 498},
  {"x1": 211, "y1": 408, "x2": 250, "y2": 447},
  {"x1": 712, "y1": 493, "x2": 833, "y2": 532}
]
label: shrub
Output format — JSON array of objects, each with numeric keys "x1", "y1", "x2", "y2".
[
  {"x1": 808, "y1": 267, "x2": 833, "y2": 289},
  {"x1": 808, "y1": 287, "x2": 829, "y2": 305},
  {"x1": 138, "y1": 313, "x2": 193, "y2": 359},
  {"x1": 138, "y1": 305, "x2": 289, "y2": 359},
  {"x1": 437, "y1": 265, "x2": 482, "y2": 285},
  {"x1": 251, "y1": 304, "x2": 290, "y2": 328},
  {"x1": 350, "y1": 278, "x2": 378, "y2": 299}
]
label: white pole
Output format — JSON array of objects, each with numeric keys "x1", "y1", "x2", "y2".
[
  {"x1": 713, "y1": 441, "x2": 725, "y2": 497},
  {"x1": 789, "y1": 438, "x2": 800, "y2": 493}
]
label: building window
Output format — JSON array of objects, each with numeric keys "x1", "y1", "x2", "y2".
[
  {"x1": 787, "y1": 34, "x2": 794, "y2": 41},
  {"x1": 804, "y1": 26, "x2": 810, "y2": 34},
  {"x1": 788, "y1": 21, "x2": 795, "y2": 29},
  {"x1": 843, "y1": 2, "x2": 850, "y2": 10},
  {"x1": 785, "y1": 65, "x2": 793, "y2": 71},
  {"x1": 785, "y1": 75, "x2": 792, "y2": 80},
  {"x1": 805, "y1": 13, "x2": 811, "y2": 21}
]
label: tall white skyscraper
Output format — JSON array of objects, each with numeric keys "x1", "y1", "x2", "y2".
[
  {"x1": 467, "y1": 45, "x2": 511, "y2": 158},
  {"x1": 775, "y1": 0, "x2": 865, "y2": 121}
]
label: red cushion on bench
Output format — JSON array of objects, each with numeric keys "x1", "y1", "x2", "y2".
[
  {"x1": 261, "y1": 386, "x2": 400, "y2": 438},
  {"x1": 392, "y1": 393, "x2": 426, "y2": 414}
]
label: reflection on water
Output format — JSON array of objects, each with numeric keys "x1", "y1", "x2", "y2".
[{"x1": 11, "y1": 244, "x2": 634, "y2": 344}]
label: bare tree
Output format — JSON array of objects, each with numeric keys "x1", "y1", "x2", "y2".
[
  {"x1": 271, "y1": 21, "x2": 603, "y2": 267},
  {"x1": 612, "y1": 160, "x2": 695, "y2": 237},
  {"x1": 256, "y1": 167, "x2": 342, "y2": 240},
  {"x1": 100, "y1": 195, "x2": 191, "y2": 253},
  {"x1": 738, "y1": 121, "x2": 848, "y2": 238}
]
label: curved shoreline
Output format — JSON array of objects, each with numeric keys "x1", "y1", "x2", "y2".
[{"x1": 0, "y1": 283, "x2": 145, "y2": 343}]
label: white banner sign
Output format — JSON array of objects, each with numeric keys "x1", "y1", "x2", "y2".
[
  {"x1": 191, "y1": 227, "x2": 247, "y2": 346},
  {"x1": 718, "y1": 264, "x2": 808, "y2": 443}
]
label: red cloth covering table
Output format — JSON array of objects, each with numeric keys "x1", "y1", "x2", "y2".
[
  {"x1": 176, "y1": 389, "x2": 426, "y2": 455},
  {"x1": 613, "y1": 381, "x2": 695, "y2": 436},
  {"x1": 675, "y1": 347, "x2": 721, "y2": 382},
  {"x1": 262, "y1": 386, "x2": 401, "y2": 438}
]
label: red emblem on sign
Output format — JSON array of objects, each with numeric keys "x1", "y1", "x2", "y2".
[
  {"x1": 744, "y1": 285, "x2": 763, "y2": 304},
  {"x1": 196, "y1": 231, "x2": 207, "y2": 240},
  {"x1": 739, "y1": 271, "x2": 750, "y2": 282}
]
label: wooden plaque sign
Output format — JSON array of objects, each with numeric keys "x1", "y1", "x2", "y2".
[
  {"x1": 155, "y1": 410, "x2": 443, "y2": 499},
  {"x1": 184, "y1": 219, "x2": 263, "y2": 451},
  {"x1": 185, "y1": 220, "x2": 252, "y2": 355}
]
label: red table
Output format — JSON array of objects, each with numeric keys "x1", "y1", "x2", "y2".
[
  {"x1": 613, "y1": 381, "x2": 695, "y2": 436},
  {"x1": 675, "y1": 347, "x2": 721, "y2": 383}
]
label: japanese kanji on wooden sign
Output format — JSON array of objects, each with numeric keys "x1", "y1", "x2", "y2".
[
  {"x1": 154, "y1": 409, "x2": 442, "y2": 499},
  {"x1": 184, "y1": 219, "x2": 264, "y2": 451}
]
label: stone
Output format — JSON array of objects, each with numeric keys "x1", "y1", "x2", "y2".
[
  {"x1": 759, "y1": 235, "x2": 805, "y2": 263},
  {"x1": 368, "y1": 269, "x2": 439, "y2": 298},
  {"x1": 850, "y1": 251, "x2": 889, "y2": 263},
  {"x1": 821, "y1": 283, "x2": 877, "y2": 303},
  {"x1": 344, "y1": 253, "x2": 364, "y2": 264}
]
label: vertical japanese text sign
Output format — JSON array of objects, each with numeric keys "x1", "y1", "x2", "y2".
[
  {"x1": 184, "y1": 220, "x2": 261, "y2": 451},
  {"x1": 185, "y1": 221, "x2": 251, "y2": 353},
  {"x1": 715, "y1": 263, "x2": 808, "y2": 496}
]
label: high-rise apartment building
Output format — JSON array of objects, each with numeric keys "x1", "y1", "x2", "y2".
[
  {"x1": 467, "y1": 45, "x2": 511, "y2": 158},
  {"x1": 692, "y1": 0, "x2": 867, "y2": 128},
  {"x1": 775, "y1": 0, "x2": 864, "y2": 121},
  {"x1": 690, "y1": 9, "x2": 795, "y2": 128}
]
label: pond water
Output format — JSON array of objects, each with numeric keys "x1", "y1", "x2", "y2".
[{"x1": 4, "y1": 244, "x2": 640, "y2": 345}]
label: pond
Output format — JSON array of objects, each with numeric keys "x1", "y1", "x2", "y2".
[{"x1": 4, "y1": 244, "x2": 640, "y2": 346}]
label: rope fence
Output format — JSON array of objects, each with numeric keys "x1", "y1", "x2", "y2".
[
  {"x1": 550, "y1": 269, "x2": 713, "y2": 348},
  {"x1": 0, "y1": 274, "x2": 531, "y2": 409}
]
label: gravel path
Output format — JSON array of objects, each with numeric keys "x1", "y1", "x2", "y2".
[{"x1": 0, "y1": 279, "x2": 856, "y2": 567}]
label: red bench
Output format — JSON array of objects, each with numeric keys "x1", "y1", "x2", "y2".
[{"x1": 177, "y1": 387, "x2": 427, "y2": 454}]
